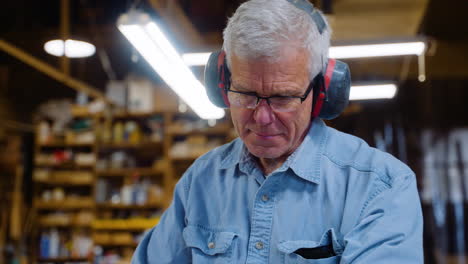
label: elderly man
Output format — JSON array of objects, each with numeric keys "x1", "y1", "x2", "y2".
[{"x1": 132, "y1": 0, "x2": 423, "y2": 263}]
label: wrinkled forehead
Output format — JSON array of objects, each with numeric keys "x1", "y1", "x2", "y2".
[{"x1": 230, "y1": 49, "x2": 311, "y2": 95}]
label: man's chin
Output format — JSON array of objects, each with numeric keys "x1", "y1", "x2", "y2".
[{"x1": 245, "y1": 144, "x2": 285, "y2": 159}]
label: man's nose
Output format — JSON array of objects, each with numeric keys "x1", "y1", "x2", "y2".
[{"x1": 253, "y1": 99, "x2": 275, "y2": 125}]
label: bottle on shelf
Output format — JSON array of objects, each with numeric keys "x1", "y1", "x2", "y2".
[
  {"x1": 49, "y1": 228, "x2": 59, "y2": 258},
  {"x1": 39, "y1": 232, "x2": 50, "y2": 258}
]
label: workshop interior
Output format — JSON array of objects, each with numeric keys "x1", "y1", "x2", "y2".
[{"x1": 1, "y1": 0, "x2": 468, "y2": 263}]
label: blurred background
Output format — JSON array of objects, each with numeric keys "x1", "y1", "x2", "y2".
[{"x1": 1, "y1": 0, "x2": 467, "y2": 263}]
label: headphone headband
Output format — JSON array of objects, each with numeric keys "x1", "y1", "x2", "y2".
[{"x1": 285, "y1": 0, "x2": 326, "y2": 34}]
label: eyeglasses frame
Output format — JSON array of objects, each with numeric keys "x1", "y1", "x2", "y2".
[{"x1": 225, "y1": 82, "x2": 314, "y2": 110}]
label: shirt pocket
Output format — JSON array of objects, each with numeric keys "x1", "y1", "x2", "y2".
[
  {"x1": 182, "y1": 225, "x2": 238, "y2": 264},
  {"x1": 278, "y1": 228, "x2": 343, "y2": 264}
]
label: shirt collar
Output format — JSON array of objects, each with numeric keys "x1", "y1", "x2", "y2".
[
  {"x1": 287, "y1": 118, "x2": 328, "y2": 184},
  {"x1": 220, "y1": 118, "x2": 329, "y2": 184},
  {"x1": 220, "y1": 137, "x2": 244, "y2": 169}
]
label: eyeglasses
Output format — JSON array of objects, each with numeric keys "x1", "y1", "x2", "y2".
[{"x1": 226, "y1": 83, "x2": 313, "y2": 112}]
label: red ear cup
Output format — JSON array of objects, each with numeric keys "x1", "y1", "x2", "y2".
[
  {"x1": 217, "y1": 51, "x2": 231, "y2": 107},
  {"x1": 324, "y1": 59, "x2": 336, "y2": 91},
  {"x1": 312, "y1": 59, "x2": 336, "y2": 117},
  {"x1": 312, "y1": 90, "x2": 326, "y2": 117},
  {"x1": 204, "y1": 51, "x2": 231, "y2": 108},
  {"x1": 314, "y1": 59, "x2": 351, "y2": 120}
]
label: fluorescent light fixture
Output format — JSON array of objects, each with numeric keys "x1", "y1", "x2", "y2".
[
  {"x1": 329, "y1": 42, "x2": 426, "y2": 59},
  {"x1": 182, "y1": 41, "x2": 426, "y2": 66},
  {"x1": 44, "y1": 39, "x2": 96, "y2": 58},
  {"x1": 182, "y1": 53, "x2": 212, "y2": 67},
  {"x1": 182, "y1": 52, "x2": 210, "y2": 67},
  {"x1": 117, "y1": 11, "x2": 224, "y2": 120},
  {"x1": 349, "y1": 84, "x2": 397, "y2": 100}
]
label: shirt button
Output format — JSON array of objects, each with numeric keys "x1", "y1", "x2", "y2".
[
  {"x1": 255, "y1": 241, "x2": 264, "y2": 250},
  {"x1": 208, "y1": 242, "x2": 215, "y2": 249},
  {"x1": 261, "y1": 194, "x2": 269, "y2": 202}
]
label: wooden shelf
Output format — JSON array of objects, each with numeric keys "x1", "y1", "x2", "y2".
[
  {"x1": 70, "y1": 111, "x2": 102, "y2": 118},
  {"x1": 98, "y1": 141, "x2": 162, "y2": 149},
  {"x1": 167, "y1": 125, "x2": 231, "y2": 136},
  {"x1": 94, "y1": 241, "x2": 139, "y2": 247},
  {"x1": 169, "y1": 156, "x2": 198, "y2": 161},
  {"x1": 92, "y1": 226, "x2": 153, "y2": 231},
  {"x1": 35, "y1": 163, "x2": 95, "y2": 169},
  {"x1": 35, "y1": 200, "x2": 94, "y2": 210},
  {"x1": 92, "y1": 218, "x2": 159, "y2": 231},
  {"x1": 34, "y1": 180, "x2": 93, "y2": 186},
  {"x1": 37, "y1": 257, "x2": 90, "y2": 263},
  {"x1": 39, "y1": 222, "x2": 92, "y2": 228},
  {"x1": 114, "y1": 111, "x2": 164, "y2": 118},
  {"x1": 96, "y1": 203, "x2": 163, "y2": 210},
  {"x1": 95, "y1": 167, "x2": 163, "y2": 176},
  {"x1": 38, "y1": 142, "x2": 95, "y2": 148},
  {"x1": 72, "y1": 111, "x2": 167, "y2": 119}
]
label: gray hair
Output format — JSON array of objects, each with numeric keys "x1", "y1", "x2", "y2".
[{"x1": 223, "y1": 0, "x2": 331, "y2": 79}]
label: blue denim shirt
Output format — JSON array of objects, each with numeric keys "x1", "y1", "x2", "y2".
[{"x1": 132, "y1": 118, "x2": 423, "y2": 263}]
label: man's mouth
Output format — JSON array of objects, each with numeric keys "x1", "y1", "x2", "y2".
[{"x1": 251, "y1": 131, "x2": 280, "y2": 138}]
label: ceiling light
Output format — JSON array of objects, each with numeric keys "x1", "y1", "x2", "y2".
[
  {"x1": 182, "y1": 53, "x2": 212, "y2": 67},
  {"x1": 44, "y1": 39, "x2": 96, "y2": 58},
  {"x1": 117, "y1": 11, "x2": 224, "y2": 120},
  {"x1": 349, "y1": 84, "x2": 397, "y2": 100},
  {"x1": 181, "y1": 41, "x2": 426, "y2": 66},
  {"x1": 329, "y1": 42, "x2": 426, "y2": 59}
]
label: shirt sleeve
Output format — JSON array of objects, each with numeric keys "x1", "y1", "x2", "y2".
[
  {"x1": 341, "y1": 173, "x2": 424, "y2": 263},
  {"x1": 131, "y1": 174, "x2": 191, "y2": 264}
]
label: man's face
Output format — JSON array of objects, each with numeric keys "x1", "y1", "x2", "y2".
[{"x1": 229, "y1": 47, "x2": 313, "y2": 160}]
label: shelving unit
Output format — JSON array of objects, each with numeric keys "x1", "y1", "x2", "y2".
[
  {"x1": 91, "y1": 111, "x2": 167, "y2": 262},
  {"x1": 32, "y1": 108, "x2": 233, "y2": 263},
  {"x1": 33, "y1": 114, "x2": 98, "y2": 263}
]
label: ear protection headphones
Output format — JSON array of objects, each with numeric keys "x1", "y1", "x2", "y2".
[{"x1": 204, "y1": 0, "x2": 351, "y2": 120}]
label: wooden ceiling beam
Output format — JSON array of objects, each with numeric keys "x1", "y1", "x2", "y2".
[
  {"x1": 330, "y1": 0, "x2": 429, "y2": 41},
  {"x1": 60, "y1": 0, "x2": 70, "y2": 75}
]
